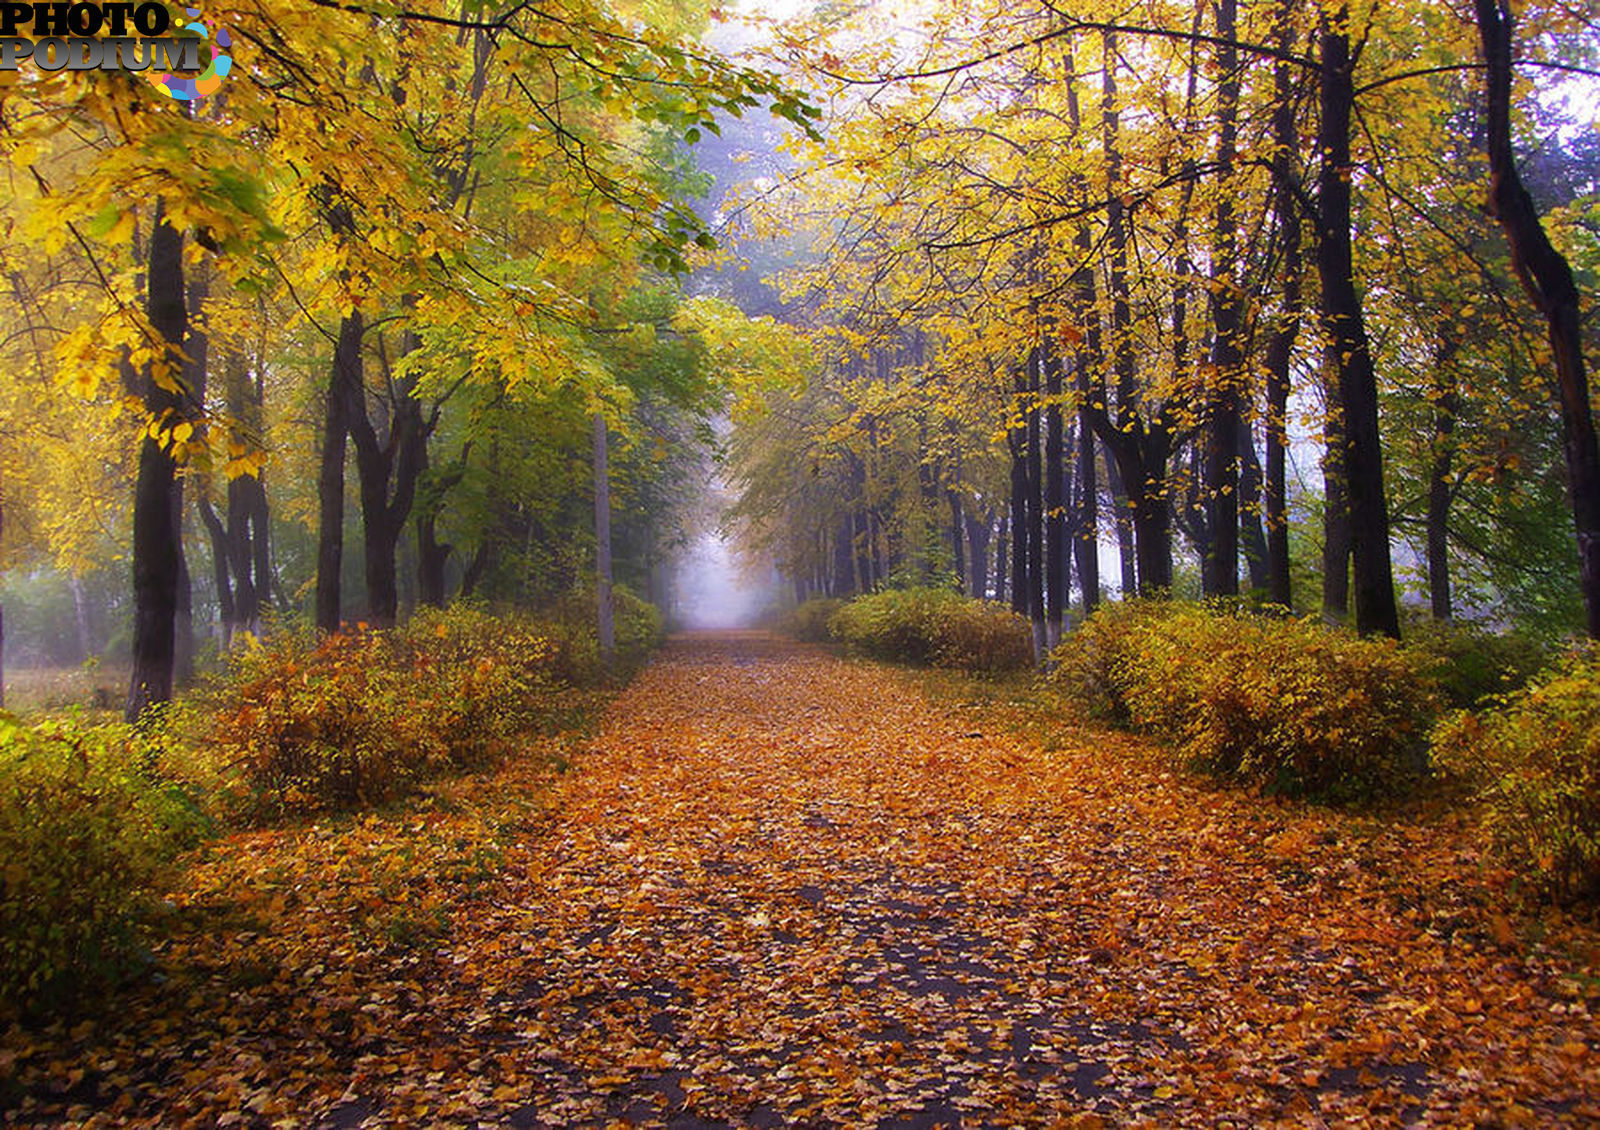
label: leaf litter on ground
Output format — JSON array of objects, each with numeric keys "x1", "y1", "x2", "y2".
[{"x1": 2, "y1": 630, "x2": 1597, "y2": 1127}]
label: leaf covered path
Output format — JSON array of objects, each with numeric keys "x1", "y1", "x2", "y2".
[{"x1": 6, "y1": 632, "x2": 1600, "y2": 1126}]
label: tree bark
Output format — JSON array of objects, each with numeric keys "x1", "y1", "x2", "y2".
[
  {"x1": 1321, "y1": 384, "x2": 1351, "y2": 622},
  {"x1": 963, "y1": 509, "x2": 992, "y2": 599},
  {"x1": 1044, "y1": 339, "x2": 1066, "y2": 646},
  {"x1": 1317, "y1": 15, "x2": 1400, "y2": 637},
  {"x1": 126, "y1": 209, "x2": 187, "y2": 720},
  {"x1": 946, "y1": 488, "x2": 965, "y2": 592},
  {"x1": 315, "y1": 311, "x2": 361, "y2": 634},
  {"x1": 1264, "y1": 0, "x2": 1304, "y2": 610},
  {"x1": 1009, "y1": 404, "x2": 1029, "y2": 616},
  {"x1": 993, "y1": 510, "x2": 1009, "y2": 604},
  {"x1": 1075, "y1": 416, "x2": 1100, "y2": 613},
  {"x1": 593, "y1": 413, "x2": 615, "y2": 665},
  {"x1": 1239, "y1": 424, "x2": 1270, "y2": 592},
  {"x1": 1026, "y1": 352, "x2": 1046, "y2": 658},
  {"x1": 1203, "y1": 0, "x2": 1243, "y2": 597},
  {"x1": 1475, "y1": 0, "x2": 1600, "y2": 637}
]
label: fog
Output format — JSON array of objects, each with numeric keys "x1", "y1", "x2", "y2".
[{"x1": 670, "y1": 532, "x2": 781, "y2": 630}]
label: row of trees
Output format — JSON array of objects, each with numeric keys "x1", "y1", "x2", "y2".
[
  {"x1": 726, "y1": 0, "x2": 1599, "y2": 652},
  {"x1": 0, "y1": 0, "x2": 811, "y2": 714}
]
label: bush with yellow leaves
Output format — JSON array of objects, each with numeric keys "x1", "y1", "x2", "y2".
[
  {"x1": 1051, "y1": 601, "x2": 1438, "y2": 801},
  {"x1": 1433, "y1": 648, "x2": 1600, "y2": 901},
  {"x1": 214, "y1": 604, "x2": 568, "y2": 819},
  {"x1": 828, "y1": 587, "x2": 1034, "y2": 672},
  {"x1": 0, "y1": 711, "x2": 207, "y2": 1016}
]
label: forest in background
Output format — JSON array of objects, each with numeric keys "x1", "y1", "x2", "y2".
[
  {"x1": 0, "y1": 0, "x2": 808, "y2": 716},
  {"x1": 724, "y1": 0, "x2": 1600, "y2": 654}
]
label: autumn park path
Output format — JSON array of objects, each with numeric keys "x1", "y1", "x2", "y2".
[{"x1": 6, "y1": 631, "x2": 1600, "y2": 1127}]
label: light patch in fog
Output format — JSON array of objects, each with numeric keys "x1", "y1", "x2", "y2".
[{"x1": 673, "y1": 533, "x2": 772, "y2": 629}]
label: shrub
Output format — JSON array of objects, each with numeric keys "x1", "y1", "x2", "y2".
[
  {"x1": 212, "y1": 606, "x2": 565, "y2": 819},
  {"x1": 542, "y1": 584, "x2": 663, "y2": 683},
  {"x1": 828, "y1": 587, "x2": 1033, "y2": 672},
  {"x1": 1401, "y1": 616, "x2": 1553, "y2": 710},
  {"x1": 1050, "y1": 601, "x2": 1438, "y2": 801},
  {"x1": 1433, "y1": 649, "x2": 1600, "y2": 901},
  {"x1": 782, "y1": 597, "x2": 846, "y2": 643},
  {"x1": 1046, "y1": 599, "x2": 1173, "y2": 725},
  {"x1": 931, "y1": 600, "x2": 1035, "y2": 672},
  {"x1": 829, "y1": 587, "x2": 965, "y2": 664},
  {"x1": 0, "y1": 711, "x2": 203, "y2": 1016}
]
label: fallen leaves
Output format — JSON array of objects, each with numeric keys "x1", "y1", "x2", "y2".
[{"x1": 2, "y1": 631, "x2": 1598, "y2": 1125}]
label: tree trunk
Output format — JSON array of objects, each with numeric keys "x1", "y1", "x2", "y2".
[
  {"x1": 198, "y1": 497, "x2": 235, "y2": 647},
  {"x1": 126, "y1": 210, "x2": 187, "y2": 721},
  {"x1": 315, "y1": 311, "x2": 361, "y2": 634},
  {"x1": 1044, "y1": 340, "x2": 1066, "y2": 646},
  {"x1": 1476, "y1": 0, "x2": 1600, "y2": 638},
  {"x1": 1321, "y1": 386, "x2": 1351, "y2": 622},
  {"x1": 1318, "y1": 16, "x2": 1399, "y2": 637},
  {"x1": 946, "y1": 488, "x2": 965, "y2": 592},
  {"x1": 993, "y1": 511, "x2": 1009, "y2": 604},
  {"x1": 593, "y1": 413, "x2": 615, "y2": 665},
  {"x1": 1105, "y1": 456, "x2": 1138, "y2": 596},
  {"x1": 1009, "y1": 409, "x2": 1029, "y2": 616},
  {"x1": 1203, "y1": 0, "x2": 1243, "y2": 598},
  {"x1": 1026, "y1": 353, "x2": 1047, "y2": 658},
  {"x1": 1264, "y1": 0, "x2": 1303, "y2": 610},
  {"x1": 963, "y1": 509, "x2": 991, "y2": 598},
  {"x1": 1076, "y1": 417, "x2": 1099, "y2": 613},
  {"x1": 1239, "y1": 425, "x2": 1270, "y2": 592}
]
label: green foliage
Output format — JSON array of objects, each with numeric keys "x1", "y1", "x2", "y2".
[
  {"x1": 781, "y1": 597, "x2": 846, "y2": 643},
  {"x1": 1433, "y1": 649, "x2": 1600, "y2": 901},
  {"x1": 828, "y1": 587, "x2": 1033, "y2": 672},
  {"x1": 1050, "y1": 601, "x2": 1439, "y2": 802},
  {"x1": 543, "y1": 584, "x2": 665, "y2": 682},
  {"x1": 1401, "y1": 616, "x2": 1555, "y2": 710},
  {"x1": 212, "y1": 605, "x2": 569, "y2": 820},
  {"x1": 0, "y1": 711, "x2": 204, "y2": 1017}
]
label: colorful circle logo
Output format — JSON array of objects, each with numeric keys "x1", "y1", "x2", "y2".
[{"x1": 148, "y1": 9, "x2": 232, "y2": 101}]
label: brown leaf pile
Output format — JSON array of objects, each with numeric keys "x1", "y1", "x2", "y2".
[{"x1": 3, "y1": 631, "x2": 1597, "y2": 1126}]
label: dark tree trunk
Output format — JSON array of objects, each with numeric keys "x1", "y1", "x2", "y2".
[
  {"x1": 1044, "y1": 341, "x2": 1066, "y2": 646},
  {"x1": 1105, "y1": 456, "x2": 1139, "y2": 596},
  {"x1": 1026, "y1": 353, "x2": 1046, "y2": 657},
  {"x1": 1264, "y1": 0, "x2": 1303, "y2": 610},
  {"x1": 1239, "y1": 425, "x2": 1270, "y2": 592},
  {"x1": 1075, "y1": 417, "x2": 1099, "y2": 613},
  {"x1": 834, "y1": 514, "x2": 857, "y2": 596},
  {"x1": 594, "y1": 414, "x2": 614, "y2": 664},
  {"x1": 126, "y1": 210, "x2": 187, "y2": 721},
  {"x1": 1427, "y1": 389, "x2": 1457, "y2": 620},
  {"x1": 173, "y1": 263, "x2": 209, "y2": 683},
  {"x1": 1476, "y1": 0, "x2": 1600, "y2": 638},
  {"x1": 1203, "y1": 0, "x2": 1243, "y2": 597},
  {"x1": 963, "y1": 509, "x2": 992, "y2": 598},
  {"x1": 993, "y1": 511, "x2": 1009, "y2": 604},
  {"x1": 1317, "y1": 17, "x2": 1399, "y2": 637},
  {"x1": 316, "y1": 311, "x2": 362, "y2": 634},
  {"x1": 198, "y1": 497, "x2": 235, "y2": 644},
  {"x1": 1009, "y1": 409, "x2": 1029, "y2": 616},
  {"x1": 415, "y1": 443, "x2": 464, "y2": 608},
  {"x1": 1321, "y1": 385, "x2": 1351, "y2": 622},
  {"x1": 225, "y1": 354, "x2": 270, "y2": 636},
  {"x1": 946, "y1": 488, "x2": 965, "y2": 592}
]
